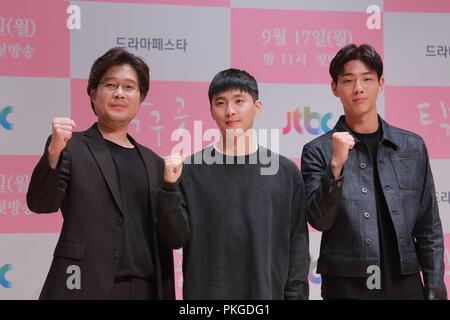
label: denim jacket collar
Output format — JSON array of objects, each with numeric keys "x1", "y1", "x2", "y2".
[{"x1": 333, "y1": 115, "x2": 399, "y2": 150}]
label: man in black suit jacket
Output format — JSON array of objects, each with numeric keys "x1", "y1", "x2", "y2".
[{"x1": 26, "y1": 47, "x2": 175, "y2": 300}]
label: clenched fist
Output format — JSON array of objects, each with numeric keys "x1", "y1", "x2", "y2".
[
  {"x1": 164, "y1": 153, "x2": 185, "y2": 184},
  {"x1": 331, "y1": 132, "x2": 355, "y2": 178},
  {"x1": 48, "y1": 117, "x2": 77, "y2": 169}
]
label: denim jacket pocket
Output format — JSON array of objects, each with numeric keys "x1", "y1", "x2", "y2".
[
  {"x1": 320, "y1": 199, "x2": 361, "y2": 255},
  {"x1": 391, "y1": 158, "x2": 421, "y2": 190},
  {"x1": 401, "y1": 197, "x2": 420, "y2": 247}
]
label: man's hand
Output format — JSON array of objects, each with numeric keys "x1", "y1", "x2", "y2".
[
  {"x1": 48, "y1": 117, "x2": 77, "y2": 169},
  {"x1": 164, "y1": 153, "x2": 185, "y2": 184},
  {"x1": 331, "y1": 132, "x2": 355, "y2": 179}
]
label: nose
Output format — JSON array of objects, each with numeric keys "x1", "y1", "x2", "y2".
[
  {"x1": 353, "y1": 79, "x2": 364, "y2": 94},
  {"x1": 113, "y1": 86, "x2": 126, "y2": 99},
  {"x1": 225, "y1": 103, "x2": 237, "y2": 117}
]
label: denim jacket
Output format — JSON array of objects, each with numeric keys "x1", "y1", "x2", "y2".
[{"x1": 301, "y1": 115, "x2": 447, "y2": 300}]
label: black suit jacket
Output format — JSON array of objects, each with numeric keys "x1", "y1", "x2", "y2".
[{"x1": 27, "y1": 123, "x2": 175, "y2": 299}]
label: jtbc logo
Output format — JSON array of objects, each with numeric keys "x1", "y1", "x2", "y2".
[
  {"x1": 283, "y1": 107, "x2": 332, "y2": 135},
  {"x1": 0, "y1": 106, "x2": 13, "y2": 131},
  {"x1": 0, "y1": 264, "x2": 11, "y2": 288}
]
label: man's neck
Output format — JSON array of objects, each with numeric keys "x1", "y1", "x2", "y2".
[
  {"x1": 97, "y1": 122, "x2": 133, "y2": 148},
  {"x1": 344, "y1": 111, "x2": 379, "y2": 134},
  {"x1": 215, "y1": 131, "x2": 258, "y2": 156}
]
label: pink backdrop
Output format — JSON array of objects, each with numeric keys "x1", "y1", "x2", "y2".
[{"x1": 1, "y1": 0, "x2": 449, "y2": 299}]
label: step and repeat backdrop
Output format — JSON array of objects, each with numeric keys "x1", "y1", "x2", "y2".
[{"x1": 1, "y1": 0, "x2": 449, "y2": 299}]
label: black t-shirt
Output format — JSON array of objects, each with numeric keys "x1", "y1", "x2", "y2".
[
  {"x1": 179, "y1": 146, "x2": 307, "y2": 299},
  {"x1": 322, "y1": 125, "x2": 424, "y2": 299},
  {"x1": 105, "y1": 139, "x2": 155, "y2": 281}
]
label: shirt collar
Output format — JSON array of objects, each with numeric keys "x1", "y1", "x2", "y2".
[{"x1": 333, "y1": 115, "x2": 399, "y2": 150}]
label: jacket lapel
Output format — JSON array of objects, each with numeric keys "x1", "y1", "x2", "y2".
[{"x1": 84, "y1": 123, "x2": 124, "y2": 216}]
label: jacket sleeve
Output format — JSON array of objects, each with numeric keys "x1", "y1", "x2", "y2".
[
  {"x1": 26, "y1": 136, "x2": 71, "y2": 213},
  {"x1": 301, "y1": 144, "x2": 343, "y2": 231},
  {"x1": 157, "y1": 179, "x2": 190, "y2": 250},
  {"x1": 284, "y1": 170, "x2": 310, "y2": 300},
  {"x1": 413, "y1": 143, "x2": 447, "y2": 300}
]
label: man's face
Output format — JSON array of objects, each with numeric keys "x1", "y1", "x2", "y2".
[
  {"x1": 210, "y1": 89, "x2": 261, "y2": 137},
  {"x1": 90, "y1": 64, "x2": 141, "y2": 128},
  {"x1": 331, "y1": 59, "x2": 384, "y2": 119}
]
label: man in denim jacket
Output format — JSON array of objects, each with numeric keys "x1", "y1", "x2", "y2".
[{"x1": 301, "y1": 43, "x2": 447, "y2": 300}]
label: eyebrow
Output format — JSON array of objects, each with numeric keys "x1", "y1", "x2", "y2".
[
  {"x1": 212, "y1": 97, "x2": 225, "y2": 103},
  {"x1": 340, "y1": 71, "x2": 376, "y2": 77},
  {"x1": 213, "y1": 94, "x2": 245, "y2": 103},
  {"x1": 101, "y1": 77, "x2": 138, "y2": 84}
]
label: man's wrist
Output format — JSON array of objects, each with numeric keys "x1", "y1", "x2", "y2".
[{"x1": 331, "y1": 162, "x2": 343, "y2": 179}]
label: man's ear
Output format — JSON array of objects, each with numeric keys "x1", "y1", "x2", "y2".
[
  {"x1": 254, "y1": 100, "x2": 262, "y2": 116},
  {"x1": 331, "y1": 81, "x2": 338, "y2": 97},
  {"x1": 90, "y1": 89, "x2": 96, "y2": 104},
  {"x1": 378, "y1": 76, "x2": 385, "y2": 93},
  {"x1": 90, "y1": 90, "x2": 98, "y2": 114}
]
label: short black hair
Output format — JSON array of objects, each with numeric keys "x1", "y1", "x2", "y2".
[
  {"x1": 87, "y1": 47, "x2": 150, "y2": 114},
  {"x1": 329, "y1": 44, "x2": 383, "y2": 83},
  {"x1": 208, "y1": 68, "x2": 258, "y2": 105}
]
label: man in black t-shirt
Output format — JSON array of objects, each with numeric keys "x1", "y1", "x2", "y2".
[{"x1": 158, "y1": 69, "x2": 310, "y2": 299}]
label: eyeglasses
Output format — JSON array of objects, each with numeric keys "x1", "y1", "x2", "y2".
[{"x1": 99, "y1": 81, "x2": 139, "y2": 94}]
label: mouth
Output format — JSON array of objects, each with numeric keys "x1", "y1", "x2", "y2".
[
  {"x1": 225, "y1": 120, "x2": 241, "y2": 127},
  {"x1": 352, "y1": 97, "x2": 367, "y2": 104},
  {"x1": 110, "y1": 104, "x2": 127, "y2": 110}
]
